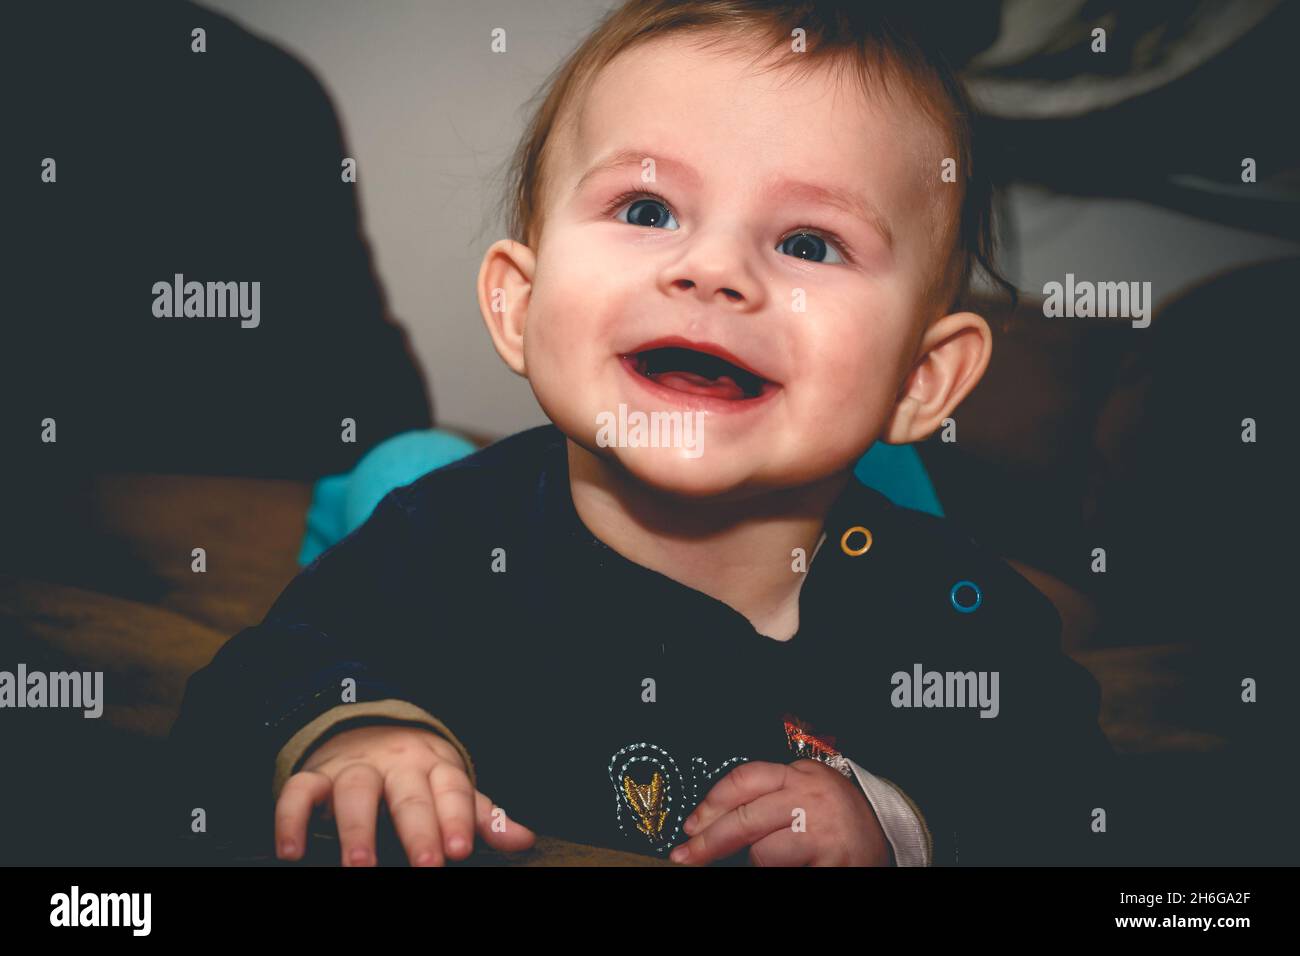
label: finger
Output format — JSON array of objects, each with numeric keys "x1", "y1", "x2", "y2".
[
  {"x1": 332, "y1": 763, "x2": 385, "y2": 866},
  {"x1": 275, "y1": 771, "x2": 332, "y2": 860},
  {"x1": 429, "y1": 761, "x2": 476, "y2": 861},
  {"x1": 684, "y1": 761, "x2": 788, "y2": 836},
  {"x1": 747, "y1": 826, "x2": 816, "y2": 867},
  {"x1": 422, "y1": 732, "x2": 468, "y2": 768},
  {"x1": 382, "y1": 767, "x2": 443, "y2": 867},
  {"x1": 474, "y1": 791, "x2": 537, "y2": 852},
  {"x1": 672, "y1": 789, "x2": 791, "y2": 866}
]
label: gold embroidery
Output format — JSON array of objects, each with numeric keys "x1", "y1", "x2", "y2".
[{"x1": 622, "y1": 771, "x2": 669, "y2": 838}]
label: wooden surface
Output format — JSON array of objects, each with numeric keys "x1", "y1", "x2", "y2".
[{"x1": 207, "y1": 833, "x2": 676, "y2": 867}]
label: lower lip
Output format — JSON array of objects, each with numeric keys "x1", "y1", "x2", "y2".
[{"x1": 619, "y1": 354, "x2": 781, "y2": 413}]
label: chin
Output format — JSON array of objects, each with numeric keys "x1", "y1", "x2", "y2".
[
  {"x1": 559, "y1": 418, "x2": 734, "y2": 490},
  {"x1": 607, "y1": 445, "x2": 774, "y2": 500}
]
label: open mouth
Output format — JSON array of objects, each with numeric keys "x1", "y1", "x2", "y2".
[{"x1": 623, "y1": 346, "x2": 776, "y2": 401}]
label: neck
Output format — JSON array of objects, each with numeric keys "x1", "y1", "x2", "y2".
[{"x1": 566, "y1": 440, "x2": 850, "y2": 640}]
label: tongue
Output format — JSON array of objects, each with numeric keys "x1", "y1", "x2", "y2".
[{"x1": 649, "y1": 369, "x2": 748, "y2": 400}]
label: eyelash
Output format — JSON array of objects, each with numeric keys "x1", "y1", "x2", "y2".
[{"x1": 602, "y1": 188, "x2": 857, "y2": 265}]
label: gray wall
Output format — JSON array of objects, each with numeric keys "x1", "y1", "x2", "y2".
[
  {"x1": 998, "y1": 183, "x2": 1297, "y2": 311},
  {"x1": 200, "y1": 0, "x2": 1299, "y2": 438}
]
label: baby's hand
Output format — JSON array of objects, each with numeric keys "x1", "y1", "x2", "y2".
[
  {"x1": 672, "y1": 760, "x2": 891, "y2": 866},
  {"x1": 274, "y1": 723, "x2": 535, "y2": 866}
]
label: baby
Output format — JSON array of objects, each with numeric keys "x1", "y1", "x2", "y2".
[{"x1": 171, "y1": 0, "x2": 1116, "y2": 867}]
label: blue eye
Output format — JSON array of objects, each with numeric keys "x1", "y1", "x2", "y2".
[
  {"x1": 778, "y1": 231, "x2": 845, "y2": 265},
  {"x1": 609, "y1": 191, "x2": 850, "y2": 264},
  {"x1": 617, "y1": 196, "x2": 679, "y2": 230}
]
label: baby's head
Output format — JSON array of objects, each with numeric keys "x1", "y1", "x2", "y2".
[{"x1": 478, "y1": 0, "x2": 1013, "y2": 500}]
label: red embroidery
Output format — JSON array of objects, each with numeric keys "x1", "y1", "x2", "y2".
[{"x1": 783, "y1": 714, "x2": 841, "y2": 760}]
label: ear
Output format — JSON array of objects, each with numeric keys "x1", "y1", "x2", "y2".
[
  {"x1": 881, "y1": 311, "x2": 992, "y2": 444},
  {"x1": 476, "y1": 239, "x2": 536, "y2": 377}
]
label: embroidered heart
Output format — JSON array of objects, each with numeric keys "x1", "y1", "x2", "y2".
[
  {"x1": 607, "y1": 742, "x2": 749, "y2": 852},
  {"x1": 622, "y1": 771, "x2": 668, "y2": 838}
]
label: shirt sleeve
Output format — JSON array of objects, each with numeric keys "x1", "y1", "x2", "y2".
[
  {"x1": 992, "y1": 645, "x2": 1119, "y2": 866},
  {"x1": 840, "y1": 560, "x2": 1119, "y2": 867},
  {"x1": 271, "y1": 699, "x2": 476, "y2": 801},
  {"x1": 933, "y1": 607, "x2": 1119, "y2": 866},
  {"x1": 167, "y1": 488, "x2": 474, "y2": 854},
  {"x1": 845, "y1": 758, "x2": 932, "y2": 866}
]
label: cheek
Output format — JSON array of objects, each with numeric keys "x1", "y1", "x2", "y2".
[
  {"x1": 799, "y1": 313, "x2": 905, "y2": 407},
  {"x1": 526, "y1": 243, "x2": 623, "y2": 379},
  {"x1": 786, "y1": 311, "x2": 916, "y2": 460},
  {"x1": 527, "y1": 254, "x2": 588, "y2": 356},
  {"x1": 534, "y1": 235, "x2": 638, "y2": 345}
]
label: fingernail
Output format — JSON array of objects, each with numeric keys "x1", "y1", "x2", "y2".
[
  {"x1": 670, "y1": 845, "x2": 690, "y2": 863},
  {"x1": 683, "y1": 816, "x2": 695, "y2": 834},
  {"x1": 449, "y1": 836, "x2": 467, "y2": 855},
  {"x1": 415, "y1": 851, "x2": 435, "y2": 866},
  {"x1": 349, "y1": 847, "x2": 370, "y2": 865},
  {"x1": 280, "y1": 842, "x2": 296, "y2": 857}
]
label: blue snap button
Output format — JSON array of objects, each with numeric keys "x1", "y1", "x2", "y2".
[{"x1": 950, "y1": 580, "x2": 982, "y2": 613}]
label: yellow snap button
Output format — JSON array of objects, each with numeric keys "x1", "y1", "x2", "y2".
[{"x1": 840, "y1": 526, "x2": 873, "y2": 556}]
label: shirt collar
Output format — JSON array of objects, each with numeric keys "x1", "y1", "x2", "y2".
[{"x1": 530, "y1": 425, "x2": 899, "y2": 641}]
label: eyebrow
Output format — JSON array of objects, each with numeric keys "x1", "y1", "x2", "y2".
[{"x1": 574, "y1": 147, "x2": 894, "y2": 250}]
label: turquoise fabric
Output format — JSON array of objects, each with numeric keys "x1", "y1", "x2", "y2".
[
  {"x1": 298, "y1": 473, "x2": 352, "y2": 566},
  {"x1": 297, "y1": 429, "x2": 478, "y2": 566},
  {"x1": 852, "y1": 439, "x2": 945, "y2": 518},
  {"x1": 298, "y1": 429, "x2": 942, "y2": 566}
]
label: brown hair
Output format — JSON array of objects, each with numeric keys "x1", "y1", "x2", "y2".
[{"x1": 496, "y1": 0, "x2": 1017, "y2": 314}]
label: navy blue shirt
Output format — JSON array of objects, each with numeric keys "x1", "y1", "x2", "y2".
[{"x1": 171, "y1": 424, "x2": 1117, "y2": 865}]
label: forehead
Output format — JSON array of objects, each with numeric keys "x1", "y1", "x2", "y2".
[{"x1": 555, "y1": 32, "x2": 948, "y2": 248}]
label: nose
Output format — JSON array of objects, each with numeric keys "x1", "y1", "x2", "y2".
[
  {"x1": 662, "y1": 228, "x2": 765, "y2": 311},
  {"x1": 675, "y1": 278, "x2": 743, "y2": 302}
]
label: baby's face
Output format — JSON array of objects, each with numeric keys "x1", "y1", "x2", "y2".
[{"x1": 511, "y1": 34, "x2": 952, "y2": 499}]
